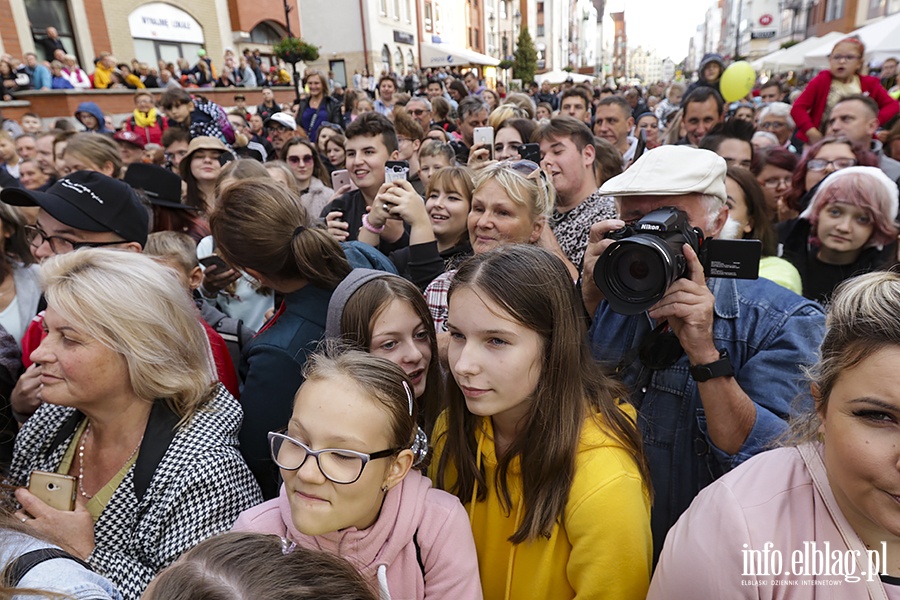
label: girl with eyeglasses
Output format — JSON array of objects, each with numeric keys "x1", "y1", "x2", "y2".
[
  {"x1": 791, "y1": 36, "x2": 899, "y2": 144},
  {"x1": 233, "y1": 348, "x2": 482, "y2": 600},
  {"x1": 281, "y1": 137, "x2": 334, "y2": 220},
  {"x1": 783, "y1": 136, "x2": 878, "y2": 217},
  {"x1": 432, "y1": 244, "x2": 652, "y2": 600},
  {"x1": 750, "y1": 147, "x2": 798, "y2": 223},
  {"x1": 780, "y1": 166, "x2": 899, "y2": 305}
]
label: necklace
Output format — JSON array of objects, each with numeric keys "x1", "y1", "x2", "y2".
[{"x1": 77, "y1": 421, "x2": 143, "y2": 500}]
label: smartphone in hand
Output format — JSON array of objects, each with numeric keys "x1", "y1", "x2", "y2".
[
  {"x1": 29, "y1": 471, "x2": 76, "y2": 511},
  {"x1": 474, "y1": 127, "x2": 495, "y2": 160},
  {"x1": 385, "y1": 160, "x2": 410, "y2": 183},
  {"x1": 199, "y1": 255, "x2": 229, "y2": 272}
]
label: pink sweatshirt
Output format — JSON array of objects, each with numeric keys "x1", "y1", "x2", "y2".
[
  {"x1": 649, "y1": 444, "x2": 900, "y2": 599},
  {"x1": 232, "y1": 470, "x2": 483, "y2": 600}
]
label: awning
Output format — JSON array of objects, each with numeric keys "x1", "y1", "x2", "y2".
[
  {"x1": 757, "y1": 32, "x2": 844, "y2": 71},
  {"x1": 420, "y1": 42, "x2": 500, "y2": 67},
  {"x1": 534, "y1": 70, "x2": 596, "y2": 84},
  {"x1": 805, "y1": 12, "x2": 900, "y2": 68}
]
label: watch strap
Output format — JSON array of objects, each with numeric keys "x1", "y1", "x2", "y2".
[{"x1": 689, "y1": 348, "x2": 734, "y2": 382}]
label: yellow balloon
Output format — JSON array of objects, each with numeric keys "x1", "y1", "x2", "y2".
[{"x1": 720, "y1": 61, "x2": 756, "y2": 103}]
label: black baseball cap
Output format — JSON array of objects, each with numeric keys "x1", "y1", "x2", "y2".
[
  {"x1": 124, "y1": 163, "x2": 195, "y2": 211},
  {"x1": 0, "y1": 170, "x2": 149, "y2": 247}
]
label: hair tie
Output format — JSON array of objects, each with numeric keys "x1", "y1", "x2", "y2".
[{"x1": 292, "y1": 226, "x2": 306, "y2": 238}]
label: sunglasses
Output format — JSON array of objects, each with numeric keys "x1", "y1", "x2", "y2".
[{"x1": 288, "y1": 154, "x2": 314, "y2": 165}]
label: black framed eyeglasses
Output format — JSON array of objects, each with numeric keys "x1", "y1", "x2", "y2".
[
  {"x1": 25, "y1": 225, "x2": 124, "y2": 254},
  {"x1": 807, "y1": 158, "x2": 857, "y2": 172},
  {"x1": 268, "y1": 431, "x2": 400, "y2": 485}
]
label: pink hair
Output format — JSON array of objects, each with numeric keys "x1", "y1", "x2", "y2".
[{"x1": 808, "y1": 171, "x2": 899, "y2": 249}]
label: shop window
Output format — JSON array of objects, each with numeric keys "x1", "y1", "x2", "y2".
[{"x1": 249, "y1": 21, "x2": 285, "y2": 46}]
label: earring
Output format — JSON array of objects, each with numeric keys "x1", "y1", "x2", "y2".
[{"x1": 381, "y1": 483, "x2": 389, "y2": 492}]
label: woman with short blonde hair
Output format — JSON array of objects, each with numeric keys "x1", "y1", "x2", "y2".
[{"x1": 7, "y1": 249, "x2": 261, "y2": 599}]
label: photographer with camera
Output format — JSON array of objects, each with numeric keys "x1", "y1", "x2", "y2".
[{"x1": 581, "y1": 145, "x2": 826, "y2": 562}]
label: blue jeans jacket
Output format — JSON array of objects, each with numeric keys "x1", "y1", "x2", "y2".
[{"x1": 589, "y1": 277, "x2": 825, "y2": 559}]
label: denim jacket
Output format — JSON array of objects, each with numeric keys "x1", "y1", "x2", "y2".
[{"x1": 588, "y1": 277, "x2": 825, "y2": 559}]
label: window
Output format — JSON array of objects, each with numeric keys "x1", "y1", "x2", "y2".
[
  {"x1": 25, "y1": 0, "x2": 78, "y2": 63},
  {"x1": 393, "y1": 0, "x2": 400, "y2": 20},
  {"x1": 825, "y1": 0, "x2": 845, "y2": 21},
  {"x1": 380, "y1": 0, "x2": 388, "y2": 15},
  {"x1": 405, "y1": 0, "x2": 412, "y2": 22},
  {"x1": 869, "y1": 0, "x2": 887, "y2": 18},
  {"x1": 537, "y1": 25, "x2": 544, "y2": 36},
  {"x1": 425, "y1": 2, "x2": 433, "y2": 30},
  {"x1": 382, "y1": 45, "x2": 392, "y2": 72},
  {"x1": 500, "y1": 0, "x2": 507, "y2": 19},
  {"x1": 537, "y1": 1, "x2": 544, "y2": 13},
  {"x1": 407, "y1": 50, "x2": 415, "y2": 70},
  {"x1": 249, "y1": 21, "x2": 284, "y2": 45},
  {"x1": 394, "y1": 47, "x2": 404, "y2": 71}
]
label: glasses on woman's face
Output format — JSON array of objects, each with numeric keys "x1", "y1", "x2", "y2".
[
  {"x1": 268, "y1": 432, "x2": 399, "y2": 485},
  {"x1": 287, "y1": 154, "x2": 314, "y2": 165},
  {"x1": 762, "y1": 176, "x2": 792, "y2": 189},
  {"x1": 831, "y1": 54, "x2": 861, "y2": 62},
  {"x1": 807, "y1": 157, "x2": 857, "y2": 172}
]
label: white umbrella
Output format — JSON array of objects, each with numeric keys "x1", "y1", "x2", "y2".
[
  {"x1": 766, "y1": 32, "x2": 844, "y2": 70},
  {"x1": 805, "y1": 13, "x2": 900, "y2": 68},
  {"x1": 751, "y1": 49, "x2": 785, "y2": 71}
]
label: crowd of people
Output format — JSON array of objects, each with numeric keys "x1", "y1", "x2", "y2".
[{"x1": 2, "y1": 32, "x2": 900, "y2": 599}]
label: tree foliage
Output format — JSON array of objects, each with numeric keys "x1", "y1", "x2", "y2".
[{"x1": 513, "y1": 27, "x2": 537, "y2": 83}]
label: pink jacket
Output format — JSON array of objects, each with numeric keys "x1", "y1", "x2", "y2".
[
  {"x1": 232, "y1": 470, "x2": 483, "y2": 600},
  {"x1": 790, "y1": 70, "x2": 899, "y2": 142},
  {"x1": 648, "y1": 444, "x2": 900, "y2": 599}
]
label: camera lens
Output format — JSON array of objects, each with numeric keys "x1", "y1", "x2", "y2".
[{"x1": 614, "y1": 245, "x2": 662, "y2": 295}]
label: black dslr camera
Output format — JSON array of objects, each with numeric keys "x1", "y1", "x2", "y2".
[{"x1": 594, "y1": 207, "x2": 761, "y2": 315}]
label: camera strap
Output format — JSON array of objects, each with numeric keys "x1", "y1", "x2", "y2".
[{"x1": 616, "y1": 320, "x2": 685, "y2": 397}]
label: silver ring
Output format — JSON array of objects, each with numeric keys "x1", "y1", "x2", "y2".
[{"x1": 20, "y1": 517, "x2": 27, "y2": 523}]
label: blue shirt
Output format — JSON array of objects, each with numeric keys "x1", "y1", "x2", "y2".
[
  {"x1": 30, "y1": 65, "x2": 51, "y2": 90},
  {"x1": 588, "y1": 277, "x2": 825, "y2": 560}
]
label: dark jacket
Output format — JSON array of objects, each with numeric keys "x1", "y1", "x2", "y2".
[
  {"x1": 297, "y1": 95, "x2": 342, "y2": 141},
  {"x1": 683, "y1": 53, "x2": 724, "y2": 102},
  {"x1": 75, "y1": 101, "x2": 111, "y2": 134},
  {"x1": 388, "y1": 239, "x2": 472, "y2": 291}
]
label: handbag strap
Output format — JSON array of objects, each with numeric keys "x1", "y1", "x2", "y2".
[
  {"x1": 798, "y1": 443, "x2": 889, "y2": 600},
  {"x1": 2, "y1": 547, "x2": 93, "y2": 586}
]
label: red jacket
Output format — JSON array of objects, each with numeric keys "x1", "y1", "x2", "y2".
[
  {"x1": 791, "y1": 70, "x2": 899, "y2": 142},
  {"x1": 123, "y1": 111, "x2": 169, "y2": 145}
]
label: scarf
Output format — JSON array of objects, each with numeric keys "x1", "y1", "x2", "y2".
[{"x1": 133, "y1": 107, "x2": 158, "y2": 128}]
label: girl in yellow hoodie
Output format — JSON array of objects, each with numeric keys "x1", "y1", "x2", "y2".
[{"x1": 432, "y1": 244, "x2": 652, "y2": 600}]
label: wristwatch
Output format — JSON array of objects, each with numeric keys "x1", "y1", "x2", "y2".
[{"x1": 689, "y1": 348, "x2": 734, "y2": 382}]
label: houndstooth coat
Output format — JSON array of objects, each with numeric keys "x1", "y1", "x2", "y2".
[{"x1": 6, "y1": 384, "x2": 263, "y2": 600}]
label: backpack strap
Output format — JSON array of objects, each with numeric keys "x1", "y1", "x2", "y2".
[{"x1": 2, "y1": 547, "x2": 93, "y2": 586}]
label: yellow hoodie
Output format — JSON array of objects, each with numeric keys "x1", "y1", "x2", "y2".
[{"x1": 432, "y1": 410, "x2": 651, "y2": 600}]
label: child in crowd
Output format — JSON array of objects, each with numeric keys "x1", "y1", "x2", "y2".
[
  {"x1": 433, "y1": 245, "x2": 652, "y2": 600},
  {"x1": 0, "y1": 130, "x2": 20, "y2": 178},
  {"x1": 233, "y1": 348, "x2": 482, "y2": 600},
  {"x1": 416, "y1": 138, "x2": 455, "y2": 189}
]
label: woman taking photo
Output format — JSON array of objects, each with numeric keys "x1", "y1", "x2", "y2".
[
  {"x1": 434, "y1": 245, "x2": 652, "y2": 600},
  {"x1": 233, "y1": 349, "x2": 481, "y2": 600},
  {"x1": 649, "y1": 270, "x2": 900, "y2": 598},
  {"x1": 6, "y1": 249, "x2": 262, "y2": 599},
  {"x1": 493, "y1": 118, "x2": 538, "y2": 162},
  {"x1": 781, "y1": 166, "x2": 899, "y2": 304},
  {"x1": 296, "y1": 71, "x2": 342, "y2": 143},
  {"x1": 281, "y1": 137, "x2": 334, "y2": 219},
  {"x1": 180, "y1": 136, "x2": 229, "y2": 214},
  {"x1": 209, "y1": 178, "x2": 353, "y2": 499}
]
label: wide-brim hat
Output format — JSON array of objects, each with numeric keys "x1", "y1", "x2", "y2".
[{"x1": 179, "y1": 136, "x2": 229, "y2": 181}]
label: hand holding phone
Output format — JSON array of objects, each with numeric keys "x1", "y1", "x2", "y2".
[
  {"x1": 29, "y1": 471, "x2": 76, "y2": 511},
  {"x1": 385, "y1": 160, "x2": 410, "y2": 183},
  {"x1": 517, "y1": 143, "x2": 541, "y2": 163},
  {"x1": 199, "y1": 254, "x2": 229, "y2": 272},
  {"x1": 331, "y1": 169, "x2": 355, "y2": 191},
  {"x1": 473, "y1": 127, "x2": 494, "y2": 160}
]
